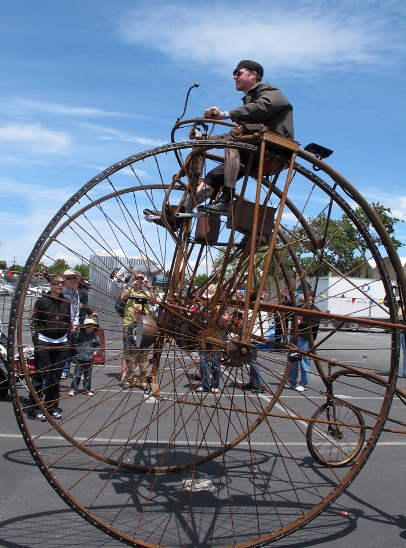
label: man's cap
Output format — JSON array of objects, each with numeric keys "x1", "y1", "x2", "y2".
[{"x1": 233, "y1": 60, "x2": 264, "y2": 77}]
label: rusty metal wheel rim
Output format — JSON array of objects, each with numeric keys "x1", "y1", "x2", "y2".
[{"x1": 7, "y1": 139, "x2": 406, "y2": 547}]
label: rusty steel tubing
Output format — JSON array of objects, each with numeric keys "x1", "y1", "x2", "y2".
[{"x1": 7, "y1": 133, "x2": 406, "y2": 548}]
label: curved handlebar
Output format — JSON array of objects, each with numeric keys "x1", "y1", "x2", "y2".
[{"x1": 171, "y1": 117, "x2": 236, "y2": 145}]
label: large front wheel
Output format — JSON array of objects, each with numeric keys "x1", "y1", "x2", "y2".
[{"x1": 8, "y1": 136, "x2": 406, "y2": 547}]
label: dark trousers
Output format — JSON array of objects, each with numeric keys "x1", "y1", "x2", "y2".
[
  {"x1": 205, "y1": 151, "x2": 260, "y2": 192},
  {"x1": 29, "y1": 341, "x2": 68, "y2": 409}
]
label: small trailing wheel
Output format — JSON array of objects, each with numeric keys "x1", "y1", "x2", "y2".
[{"x1": 306, "y1": 401, "x2": 365, "y2": 467}]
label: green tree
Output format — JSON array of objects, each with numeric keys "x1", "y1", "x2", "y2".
[
  {"x1": 355, "y1": 202, "x2": 404, "y2": 250},
  {"x1": 49, "y1": 258, "x2": 70, "y2": 274},
  {"x1": 193, "y1": 273, "x2": 209, "y2": 287},
  {"x1": 74, "y1": 263, "x2": 89, "y2": 278},
  {"x1": 8, "y1": 264, "x2": 23, "y2": 273},
  {"x1": 213, "y1": 246, "x2": 265, "y2": 289},
  {"x1": 213, "y1": 201, "x2": 404, "y2": 284},
  {"x1": 0, "y1": 260, "x2": 7, "y2": 270},
  {"x1": 281, "y1": 202, "x2": 404, "y2": 278}
]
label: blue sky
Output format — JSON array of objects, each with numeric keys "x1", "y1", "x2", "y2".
[{"x1": 1, "y1": 0, "x2": 406, "y2": 266}]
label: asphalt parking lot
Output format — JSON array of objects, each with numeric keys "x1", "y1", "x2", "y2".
[{"x1": 1, "y1": 329, "x2": 406, "y2": 548}]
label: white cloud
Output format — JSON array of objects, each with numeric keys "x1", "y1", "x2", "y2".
[
  {"x1": 382, "y1": 196, "x2": 406, "y2": 222},
  {"x1": 79, "y1": 122, "x2": 166, "y2": 146},
  {"x1": 0, "y1": 123, "x2": 70, "y2": 154},
  {"x1": 51, "y1": 251, "x2": 83, "y2": 266},
  {"x1": 0, "y1": 179, "x2": 78, "y2": 264},
  {"x1": 0, "y1": 154, "x2": 55, "y2": 166},
  {"x1": 361, "y1": 189, "x2": 406, "y2": 222},
  {"x1": 0, "y1": 179, "x2": 76, "y2": 213},
  {"x1": 392, "y1": 198, "x2": 406, "y2": 221},
  {"x1": 14, "y1": 98, "x2": 128, "y2": 118},
  {"x1": 118, "y1": 1, "x2": 406, "y2": 78}
]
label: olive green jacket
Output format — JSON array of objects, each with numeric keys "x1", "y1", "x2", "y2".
[{"x1": 229, "y1": 82, "x2": 294, "y2": 139}]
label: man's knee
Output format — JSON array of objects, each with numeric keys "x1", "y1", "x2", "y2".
[{"x1": 205, "y1": 165, "x2": 225, "y2": 192}]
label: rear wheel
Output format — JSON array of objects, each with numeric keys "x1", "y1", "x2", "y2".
[{"x1": 306, "y1": 402, "x2": 365, "y2": 467}]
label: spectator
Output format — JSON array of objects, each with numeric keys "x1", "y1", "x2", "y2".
[
  {"x1": 194, "y1": 287, "x2": 222, "y2": 394},
  {"x1": 121, "y1": 271, "x2": 159, "y2": 390},
  {"x1": 285, "y1": 290, "x2": 320, "y2": 392},
  {"x1": 399, "y1": 305, "x2": 406, "y2": 377},
  {"x1": 240, "y1": 292, "x2": 267, "y2": 393},
  {"x1": 274, "y1": 289, "x2": 291, "y2": 349},
  {"x1": 68, "y1": 318, "x2": 100, "y2": 396},
  {"x1": 28, "y1": 274, "x2": 72, "y2": 421},
  {"x1": 77, "y1": 274, "x2": 98, "y2": 325},
  {"x1": 61, "y1": 269, "x2": 80, "y2": 379}
]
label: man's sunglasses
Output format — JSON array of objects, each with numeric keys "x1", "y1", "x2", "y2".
[{"x1": 234, "y1": 69, "x2": 253, "y2": 77}]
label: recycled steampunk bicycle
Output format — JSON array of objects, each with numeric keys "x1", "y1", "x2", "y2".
[{"x1": 7, "y1": 99, "x2": 406, "y2": 547}]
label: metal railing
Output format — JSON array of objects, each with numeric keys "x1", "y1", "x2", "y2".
[{"x1": 0, "y1": 294, "x2": 13, "y2": 333}]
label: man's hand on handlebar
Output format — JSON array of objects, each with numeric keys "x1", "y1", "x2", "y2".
[
  {"x1": 188, "y1": 106, "x2": 226, "y2": 139},
  {"x1": 203, "y1": 106, "x2": 224, "y2": 120},
  {"x1": 189, "y1": 128, "x2": 203, "y2": 140}
]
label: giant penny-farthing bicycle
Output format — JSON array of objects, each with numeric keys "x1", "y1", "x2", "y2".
[{"x1": 7, "y1": 103, "x2": 406, "y2": 547}]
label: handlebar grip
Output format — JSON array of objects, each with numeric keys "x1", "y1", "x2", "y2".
[{"x1": 210, "y1": 108, "x2": 220, "y2": 116}]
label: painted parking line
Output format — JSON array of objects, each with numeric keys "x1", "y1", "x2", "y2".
[
  {"x1": 1, "y1": 433, "x2": 404, "y2": 446},
  {"x1": 56, "y1": 388, "x2": 406, "y2": 402}
]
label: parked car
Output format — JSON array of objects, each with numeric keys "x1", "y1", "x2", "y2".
[
  {"x1": 0, "y1": 278, "x2": 15, "y2": 294},
  {"x1": 0, "y1": 321, "x2": 8, "y2": 398},
  {"x1": 28, "y1": 283, "x2": 50, "y2": 296}
]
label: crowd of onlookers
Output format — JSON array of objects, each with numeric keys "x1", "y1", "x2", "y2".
[{"x1": 27, "y1": 265, "x2": 405, "y2": 424}]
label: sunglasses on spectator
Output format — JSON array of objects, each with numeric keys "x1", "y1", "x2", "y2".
[{"x1": 51, "y1": 280, "x2": 65, "y2": 286}]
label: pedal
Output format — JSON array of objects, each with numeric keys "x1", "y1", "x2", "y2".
[
  {"x1": 145, "y1": 214, "x2": 163, "y2": 222},
  {"x1": 175, "y1": 212, "x2": 198, "y2": 218},
  {"x1": 143, "y1": 208, "x2": 183, "y2": 231},
  {"x1": 144, "y1": 209, "x2": 165, "y2": 227}
]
